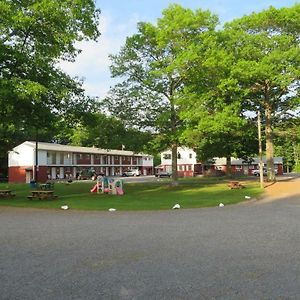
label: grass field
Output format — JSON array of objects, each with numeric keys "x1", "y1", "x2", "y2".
[{"x1": 0, "y1": 178, "x2": 263, "y2": 211}]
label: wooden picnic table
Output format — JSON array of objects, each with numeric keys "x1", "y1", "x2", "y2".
[
  {"x1": 0, "y1": 190, "x2": 15, "y2": 198},
  {"x1": 228, "y1": 181, "x2": 244, "y2": 189},
  {"x1": 28, "y1": 190, "x2": 58, "y2": 200}
]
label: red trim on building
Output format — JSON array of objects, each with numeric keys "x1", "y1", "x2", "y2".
[
  {"x1": 37, "y1": 166, "x2": 48, "y2": 183},
  {"x1": 9, "y1": 166, "x2": 29, "y2": 183}
]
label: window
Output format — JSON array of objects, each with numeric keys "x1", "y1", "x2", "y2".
[
  {"x1": 52, "y1": 153, "x2": 56, "y2": 164},
  {"x1": 189, "y1": 153, "x2": 193, "y2": 159},
  {"x1": 103, "y1": 156, "x2": 107, "y2": 164},
  {"x1": 60, "y1": 153, "x2": 64, "y2": 164},
  {"x1": 163, "y1": 154, "x2": 171, "y2": 159},
  {"x1": 188, "y1": 165, "x2": 192, "y2": 171},
  {"x1": 177, "y1": 152, "x2": 181, "y2": 159}
]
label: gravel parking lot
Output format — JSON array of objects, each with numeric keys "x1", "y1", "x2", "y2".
[{"x1": 1, "y1": 177, "x2": 300, "y2": 299}]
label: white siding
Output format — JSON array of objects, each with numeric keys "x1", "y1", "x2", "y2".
[
  {"x1": 161, "y1": 147, "x2": 197, "y2": 165},
  {"x1": 141, "y1": 156, "x2": 153, "y2": 167},
  {"x1": 8, "y1": 143, "x2": 34, "y2": 167},
  {"x1": 38, "y1": 150, "x2": 47, "y2": 165}
]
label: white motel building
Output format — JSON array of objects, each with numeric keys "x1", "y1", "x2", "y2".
[{"x1": 8, "y1": 141, "x2": 154, "y2": 183}]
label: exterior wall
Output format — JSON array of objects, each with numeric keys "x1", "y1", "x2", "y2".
[
  {"x1": 37, "y1": 166, "x2": 48, "y2": 182},
  {"x1": 38, "y1": 150, "x2": 47, "y2": 165},
  {"x1": 8, "y1": 166, "x2": 28, "y2": 183},
  {"x1": 212, "y1": 158, "x2": 283, "y2": 175},
  {"x1": 142, "y1": 156, "x2": 153, "y2": 167},
  {"x1": 160, "y1": 149, "x2": 284, "y2": 177},
  {"x1": 160, "y1": 147, "x2": 198, "y2": 177},
  {"x1": 75, "y1": 153, "x2": 91, "y2": 165},
  {"x1": 161, "y1": 147, "x2": 197, "y2": 166},
  {"x1": 8, "y1": 143, "x2": 34, "y2": 167},
  {"x1": 277, "y1": 164, "x2": 283, "y2": 175},
  {"x1": 8, "y1": 142, "x2": 154, "y2": 182}
]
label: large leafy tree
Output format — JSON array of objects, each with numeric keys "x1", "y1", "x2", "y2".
[
  {"x1": 0, "y1": 0, "x2": 100, "y2": 171},
  {"x1": 104, "y1": 4, "x2": 218, "y2": 182},
  {"x1": 223, "y1": 4, "x2": 300, "y2": 181},
  {"x1": 180, "y1": 31, "x2": 258, "y2": 174}
]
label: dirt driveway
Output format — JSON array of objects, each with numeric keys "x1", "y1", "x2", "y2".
[{"x1": 261, "y1": 174, "x2": 300, "y2": 202}]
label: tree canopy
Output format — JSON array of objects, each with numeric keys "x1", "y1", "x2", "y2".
[
  {"x1": 222, "y1": 4, "x2": 300, "y2": 180},
  {"x1": 104, "y1": 4, "x2": 218, "y2": 181},
  {"x1": 0, "y1": 0, "x2": 100, "y2": 171}
]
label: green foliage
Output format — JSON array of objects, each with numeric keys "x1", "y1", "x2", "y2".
[
  {"x1": 62, "y1": 112, "x2": 153, "y2": 153},
  {"x1": 0, "y1": 0, "x2": 100, "y2": 169},
  {"x1": 179, "y1": 29, "x2": 257, "y2": 166},
  {"x1": 274, "y1": 119, "x2": 300, "y2": 172},
  {"x1": 104, "y1": 4, "x2": 218, "y2": 180},
  {"x1": 222, "y1": 4, "x2": 300, "y2": 180}
]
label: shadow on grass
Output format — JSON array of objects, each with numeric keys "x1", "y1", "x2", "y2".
[{"x1": 0, "y1": 179, "x2": 262, "y2": 211}]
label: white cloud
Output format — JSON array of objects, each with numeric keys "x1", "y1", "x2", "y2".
[{"x1": 59, "y1": 12, "x2": 140, "y2": 99}]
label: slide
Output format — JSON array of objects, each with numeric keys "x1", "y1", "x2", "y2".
[
  {"x1": 90, "y1": 183, "x2": 101, "y2": 193},
  {"x1": 116, "y1": 186, "x2": 124, "y2": 195}
]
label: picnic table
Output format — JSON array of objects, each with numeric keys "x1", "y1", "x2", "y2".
[
  {"x1": 38, "y1": 182, "x2": 54, "y2": 190},
  {"x1": 27, "y1": 190, "x2": 58, "y2": 200},
  {"x1": 0, "y1": 190, "x2": 15, "y2": 199},
  {"x1": 228, "y1": 181, "x2": 244, "y2": 189}
]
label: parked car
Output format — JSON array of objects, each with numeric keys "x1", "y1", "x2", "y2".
[
  {"x1": 77, "y1": 169, "x2": 103, "y2": 180},
  {"x1": 155, "y1": 171, "x2": 172, "y2": 178},
  {"x1": 122, "y1": 169, "x2": 140, "y2": 177},
  {"x1": 252, "y1": 169, "x2": 266, "y2": 176},
  {"x1": 252, "y1": 168, "x2": 278, "y2": 176}
]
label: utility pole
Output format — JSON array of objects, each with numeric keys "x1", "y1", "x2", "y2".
[
  {"x1": 257, "y1": 111, "x2": 264, "y2": 189},
  {"x1": 35, "y1": 128, "x2": 39, "y2": 183}
]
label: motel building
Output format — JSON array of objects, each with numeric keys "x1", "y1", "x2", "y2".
[
  {"x1": 8, "y1": 141, "x2": 154, "y2": 183},
  {"x1": 158, "y1": 147, "x2": 283, "y2": 177},
  {"x1": 158, "y1": 147, "x2": 203, "y2": 177}
]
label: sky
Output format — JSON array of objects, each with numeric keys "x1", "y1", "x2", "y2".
[{"x1": 60, "y1": 0, "x2": 298, "y2": 100}]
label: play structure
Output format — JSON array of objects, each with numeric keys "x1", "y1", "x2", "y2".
[{"x1": 90, "y1": 177, "x2": 124, "y2": 195}]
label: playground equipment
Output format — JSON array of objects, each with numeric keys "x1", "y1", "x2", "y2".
[{"x1": 90, "y1": 177, "x2": 124, "y2": 195}]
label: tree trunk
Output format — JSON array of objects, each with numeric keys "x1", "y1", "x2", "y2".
[
  {"x1": 170, "y1": 95, "x2": 178, "y2": 185},
  {"x1": 265, "y1": 105, "x2": 275, "y2": 182},
  {"x1": 171, "y1": 144, "x2": 178, "y2": 184},
  {"x1": 226, "y1": 156, "x2": 232, "y2": 176}
]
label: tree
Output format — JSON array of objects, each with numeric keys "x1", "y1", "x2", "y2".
[
  {"x1": 180, "y1": 31, "x2": 258, "y2": 174},
  {"x1": 0, "y1": 0, "x2": 100, "y2": 171},
  {"x1": 274, "y1": 118, "x2": 300, "y2": 172},
  {"x1": 63, "y1": 112, "x2": 153, "y2": 153},
  {"x1": 104, "y1": 4, "x2": 218, "y2": 182},
  {"x1": 223, "y1": 4, "x2": 300, "y2": 181}
]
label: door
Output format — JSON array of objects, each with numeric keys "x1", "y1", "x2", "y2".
[{"x1": 25, "y1": 171, "x2": 32, "y2": 183}]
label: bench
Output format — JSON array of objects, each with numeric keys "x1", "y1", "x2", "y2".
[
  {"x1": 28, "y1": 190, "x2": 58, "y2": 200},
  {"x1": 38, "y1": 182, "x2": 55, "y2": 190},
  {"x1": 228, "y1": 181, "x2": 244, "y2": 189},
  {"x1": 0, "y1": 190, "x2": 16, "y2": 199}
]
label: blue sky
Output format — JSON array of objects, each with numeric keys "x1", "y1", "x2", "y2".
[{"x1": 60, "y1": 0, "x2": 298, "y2": 99}]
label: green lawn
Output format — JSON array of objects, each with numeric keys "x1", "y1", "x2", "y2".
[{"x1": 0, "y1": 178, "x2": 263, "y2": 211}]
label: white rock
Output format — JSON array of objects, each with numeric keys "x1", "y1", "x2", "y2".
[
  {"x1": 172, "y1": 204, "x2": 181, "y2": 209},
  {"x1": 245, "y1": 196, "x2": 251, "y2": 199},
  {"x1": 219, "y1": 203, "x2": 224, "y2": 207},
  {"x1": 61, "y1": 205, "x2": 69, "y2": 210},
  {"x1": 108, "y1": 208, "x2": 116, "y2": 212}
]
